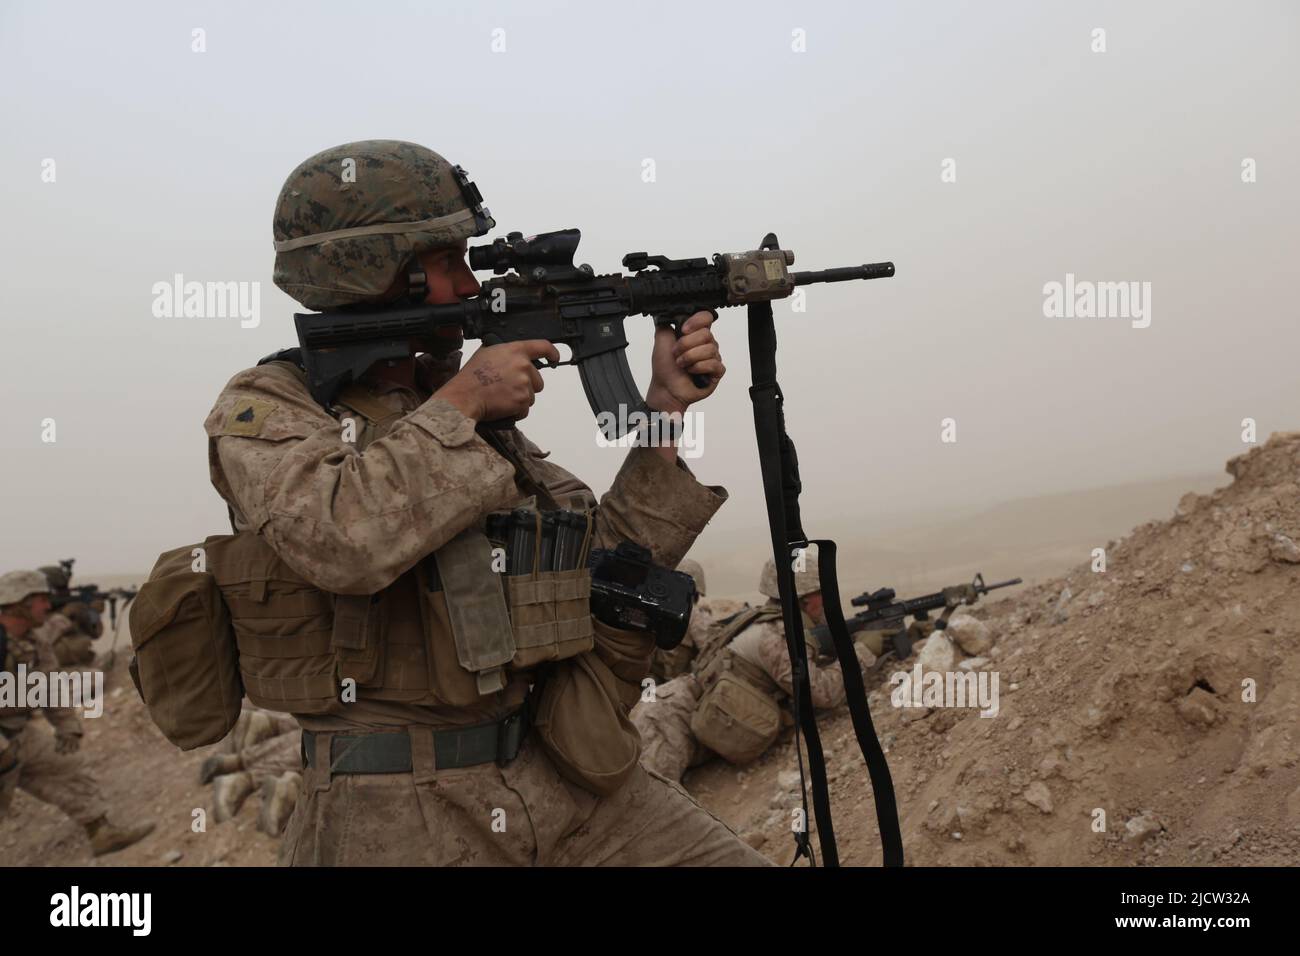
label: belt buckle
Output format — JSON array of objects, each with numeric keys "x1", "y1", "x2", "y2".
[{"x1": 495, "y1": 710, "x2": 521, "y2": 767}]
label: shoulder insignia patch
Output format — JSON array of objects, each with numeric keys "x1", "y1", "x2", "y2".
[{"x1": 223, "y1": 398, "x2": 277, "y2": 437}]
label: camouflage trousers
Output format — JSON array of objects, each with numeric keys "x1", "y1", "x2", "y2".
[
  {"x1": 53, "y1": 634, "x2": 96, "y2": 668},
  {"x1": 630, "y1": 673, "x2": 709, "y2": 784},
  {"x1": 279, "y1": 730, "x2": 769, "y2": 866},
  {"x1": 243, "y1": 730, "x2": 302, "y2": 784},
  {"x1": 0, "y1": 722, "x2": 107, "y2": 826}
]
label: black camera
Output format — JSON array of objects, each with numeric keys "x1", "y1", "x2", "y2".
[{"x1": 587, "y1": 541, "x2": 696, "y2": 650}]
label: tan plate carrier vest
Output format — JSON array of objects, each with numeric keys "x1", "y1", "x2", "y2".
[{"x1": 129, "y1": 370, "x2": 594, "y2": 750}]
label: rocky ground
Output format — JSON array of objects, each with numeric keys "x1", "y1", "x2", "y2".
[
  {"x1": 4, "y1": 434, "x2": 1298, "y2": 867},
  {"x1": 697, "y1": 433, "x2": 1300, "y2": 866}
]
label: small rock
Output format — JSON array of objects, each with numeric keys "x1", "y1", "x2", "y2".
[
  {"x1": 951, "y1": 831, "x2": 963, "y2": 841},
  {"x1": 162, "y1": 849, "x2": 183, "y2": 864},
  {"x1": 1052, "y1": 586, "x2": 1072, "y2": 625},
  {"x1": 917, "y1": 633, "x2": 956, "y2": 674},
  {"x1": 1244, "y1": 724, "x2": 1296, "y2": 776},
  {"x1": 1269, "y1": 534, "x2": 1300, "y2": 564},
  {"x1": 777, "y1": 770, "x2": 801, "y2": 792},
  {"x1": 957, "y1": 656, "x2": 989, "y2": 672},
  {"x1": 1180, "y1": 562, "x2": 1195, "y2": 574},
  {"x1": 1176, "y1": 687, "x2": 1220, "y2": 728},
  {"x1": 1022, "y1": 781, "x2": 1054, "y2": 814},
  {"x1": 1124, "y1": 812, "x2": 1163, "y2": 843},
  {"x1": 946, "y1": 613, "x2": 992, "y2": 655}
]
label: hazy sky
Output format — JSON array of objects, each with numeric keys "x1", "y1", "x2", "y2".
[{"x1": 1, "y1": 0, "x2": 1296, "y2": 576}]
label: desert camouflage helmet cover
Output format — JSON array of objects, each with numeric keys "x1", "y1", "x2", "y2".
[
  {"x1": 273, "y1": 140, "x2": 496, "y2": 311},
  {"x1": 676, "y1": 558, "x2": 706, "y2": 597},
  {"x1": 0, "y1": 570, "x2": 52, "y2": 606},
  {"x1": 759, "y1": 544, "x2": 821, "y2": 599}
]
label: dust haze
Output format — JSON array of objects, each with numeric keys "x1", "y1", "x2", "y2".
[{"x1": 1, "y1": 0, "x2": 1296, "y2": 587}]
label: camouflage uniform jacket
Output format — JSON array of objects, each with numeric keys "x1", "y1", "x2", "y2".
[
  {"x1": 0, "y1": 621, "x2": 83, "y2": 738},
  {"x1": 204, "y1": 354, "x2": 727, "y2": 731},
  {"x1": 728, "y1": 609, "x2": 875, "y2": 710}
]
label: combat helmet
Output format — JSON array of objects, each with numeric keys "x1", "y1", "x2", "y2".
[
  {"x1": 759, "y1": 544, "x2": 820, "y2": 599},
  {"x1": 38, "y1": 564, "x2": 70, "y2": 592},
  {"x1": 0, "y1": 570, "x2": 52, "y2": 607},
  {"x1": 272, "y1": 140, "x2": 495, "y2": 311},
  {"x1": 677, "y1": 558, "x2": 706, "y2": 597}
]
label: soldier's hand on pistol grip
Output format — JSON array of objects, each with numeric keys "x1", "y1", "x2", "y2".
[
  {"x1": 646, "y1": 310, "x2": 726, "y2": 415},
  {"x1": 434, "y1": 339, "x2": 562, "y2": 423}
]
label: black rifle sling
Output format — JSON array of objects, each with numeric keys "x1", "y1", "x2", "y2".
[
  {"x1": 746, "y1": 233, "x2": 903, "y2": 867},
  {"x1": 814, "y1": 539, "x2": 905, "y2": 866},
  {"x1": 746, "y1": 276, "x2": 833, "y2": 866}
]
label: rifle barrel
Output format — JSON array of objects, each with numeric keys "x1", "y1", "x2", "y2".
[{"x1": 792, "y1": 262, "x2": 894, "y2": 285}]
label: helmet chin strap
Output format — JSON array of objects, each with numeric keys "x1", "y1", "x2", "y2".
[{"x1": 406, "y1": 257, "x2": 428, "y2": 302}]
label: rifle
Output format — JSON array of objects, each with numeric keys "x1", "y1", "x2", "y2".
[
  {"x1": 50, "y1": 562, "x2": 138, "y2": 629},
  {"x1": 810, "y1": 573, "x2": 1022, "y2": 660},
  {"x1": 292, "y1": 229, "x2": 894, "y2": 436}
]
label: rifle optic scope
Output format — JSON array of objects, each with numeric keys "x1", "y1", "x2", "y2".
[{"x1": 469, "y1": 228, "x2": 582, "y2": 275}]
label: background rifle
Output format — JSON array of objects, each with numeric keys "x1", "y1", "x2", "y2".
[
  {"x1": 810, "y1": 573, "x2": 1022, "y2": 659},
  {"x1": 292, "y1": 229, "x2": 894, "y2": 436},
  {"x1": 53, "y1": 559, "x2": 138, "y2": 628}
]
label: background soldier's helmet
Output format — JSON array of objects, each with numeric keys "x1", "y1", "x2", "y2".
[
  {"x1": 38, "y1": 564, "x2": 70, "y2": 593},
  {"x1": 676, "y1": 558, "x2": 706, "y2": 597},
  {"x1": 0, "y1": 570, "x2": 53, "y2": 607},
  {"x1": 759, "y1": 544, "x2": 821, "y2": 599},
  {"x1": 272, "y1": 140, "x2": 496, "y2": 311}
]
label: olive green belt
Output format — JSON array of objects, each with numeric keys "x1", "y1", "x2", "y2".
[{"x1": 301, "y1": 707, "x2": 529, "y2": 775}]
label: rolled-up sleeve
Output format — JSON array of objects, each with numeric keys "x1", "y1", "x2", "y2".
[{"x1": 593, "y1": 446, "x2": 727, "y2": 568}]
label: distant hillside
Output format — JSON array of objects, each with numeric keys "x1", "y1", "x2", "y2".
[{"x1": 695, "y1": 473, "x2": 1224, "y2": 599}]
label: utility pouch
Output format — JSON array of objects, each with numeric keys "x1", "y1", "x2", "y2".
[
  {"x1": 530, "y1": 619, "x2": 642, "y2": 797},
  {"x1": 434, "y1": 528, "x2": 517, "y2": 696},
  {"x1": 213, "y1": 533, "x2": 337, "y2": 714},
  {"x1": 690, "y1": 659, "x2": 782, "y2": 765},
  {"x1": 129, "y1": 540, "x2": 243, "y2": 750},
  {"x1": 332, "y1": 593, "x2": 382, "y2": 686},
  {"x1": 496, "y1": 507, "x2": 596, "y2": 670}
]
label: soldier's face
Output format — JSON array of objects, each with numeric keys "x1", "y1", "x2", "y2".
[
  {"x1": 418, "y1": 243, "x2": 480, "y2": 353},
  {"x1": 801, "y1": 592, "x2": 826, "y2": 626},
  {"x1": 26, "y1": 594, "x2": 51, "y2": 625},
  {"x1": 419, "y1": 243, "x2": 481, "y2": 305}
]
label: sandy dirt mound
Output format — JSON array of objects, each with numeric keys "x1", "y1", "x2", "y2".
[{"x1": 691, "y1": 433, "x2": 1300, "y2": 866}]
